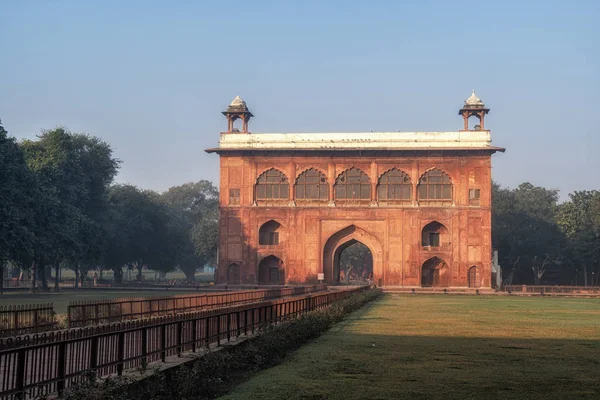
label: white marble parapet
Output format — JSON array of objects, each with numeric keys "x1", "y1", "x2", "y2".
[{"x1": 218, "y1": 131, "x2": 494, "y2": 150}]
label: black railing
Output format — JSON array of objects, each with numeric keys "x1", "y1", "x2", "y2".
[
  {"x1": 67, "y1": 286, "x2": 326, "y2": 327},
  {"x1": 0, "y1": 287, "x2": 366, "y2": 399}
]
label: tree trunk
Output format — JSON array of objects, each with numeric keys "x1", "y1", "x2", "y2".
[
  {"x1": 0, "y1": 260, "x2": 4, "y2": 294},
  {"x1": 54, "y1": 261, "x2": 60, "y2": 291},
  {"x1": 112, "y1": 266, "x2": 123, "y2": 283},
  {"x1": 137, "y1": 261, "x2": 143, "y2": 282},
  {"x1": 74, "y1": 267, "x2": 79, "y2": 289},
  {"x1": 79, "y1": 265, "x2": 85, "y2": 288},
  {"x1": 182, "y1": 267, "x2": 196, "y2": 282},
  {"x1": 583, "y1": 265, "x2": 588, "y2": 286},
  {"x1": 29, "y1": 261, "x2": 36, "y2": 293},
  {"x1": 533, "y1": 269, "x2": 541, "y2": 285},
  {"x1": 39, "y1": 264, "x2": 48, "y2": 291}
]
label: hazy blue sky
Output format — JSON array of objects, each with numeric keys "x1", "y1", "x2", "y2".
[{"x1": 1, "y1": 1, "x2": 598, "y2": 199}]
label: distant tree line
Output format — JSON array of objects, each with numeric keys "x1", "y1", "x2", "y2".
[
  {"x1": 493, "y1": 182, "x2": 600, "y2": 286},
  {"x1": 0, "y1": 120, "x2": 218, "y2": 292}
]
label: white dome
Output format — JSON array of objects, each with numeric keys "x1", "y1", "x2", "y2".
[
  {"x1": 230, "y1": 95, "x2": 247, "y2": 108},
  {"x1": 464, "y1": 90, "x2": 484, "y2": 107}
]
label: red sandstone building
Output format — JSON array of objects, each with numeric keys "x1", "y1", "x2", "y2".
[{"x1": 206, "y1": 92, "x2": 504, "y2": 287}]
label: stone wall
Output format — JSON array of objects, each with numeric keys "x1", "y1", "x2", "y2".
[{"x1": 217, "y1": 152, "x2": 493, "y2": 288}]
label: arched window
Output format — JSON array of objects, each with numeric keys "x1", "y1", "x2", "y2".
[
  {"x1": 256, "y1": 169, "x2": 289, "y2": 201},
  {"x1": 421, "y1": 221, "x2": 449, "y2": 247},
  {"x1": 259, "y1": 220, "x2": 281, "y2": 246},
  {"x1": 417, "y1": 169, "x2": 452, "y2": 205},
  {"x1": 377, "y1": 168, "x2": 411, "y2": 204},
  {"x1": 334, "y1": 168, "x2": 370, "y2": 201},
  {"x1": 295, "y1": 169, "x2": 328, "y2": 202}
]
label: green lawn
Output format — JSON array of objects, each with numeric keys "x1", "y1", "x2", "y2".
[
  {"x1": 221, "y1": 295, "x2": 600, "y2": 400},
  {"x1": 0, "y1": 289, "x2": 209, "y2": 313}
]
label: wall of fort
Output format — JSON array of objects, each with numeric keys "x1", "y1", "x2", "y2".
[{"x1": 217, "y1": 152, "x2": 492, "y2": 287}]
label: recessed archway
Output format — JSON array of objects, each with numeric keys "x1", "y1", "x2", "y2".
[
  {"x1": 322, "y1": 225, "x2": 383, "y2": 285},
  {"x1": 468, "y1": 266, "x2": 480, "y2": 288},
  {"x1": 336, "y1": 241, "x2": 373, "y2": 284},
  {"x1": 258, "y1": 255, "x2": 284, "y2": 285},
  {"x1": 421, "y1": 257, "x2": 450, "y2": 287},
  {"x1": 227, "y1": 263, "x2": 240, "y2": 284}
]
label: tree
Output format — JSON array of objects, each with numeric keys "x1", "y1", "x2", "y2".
[
  {"x1": 339, "y1": 242, "x2": 372, "y2": 282},
  {"x1": 493, "y1": 182, "x2": 564, "y2": 285},
  {"x1": 0, "y1": 119, "x2": 36, "y2": 292},
  {"x1": 19, "y1": 128, "x2": 119, "y2": 291},
  {"x1": 556, "y1": 191, "x2": 600, "y2": 286},
  {"x1": 161, "y1": 181, "x2": 219, "y2": 281},
  {"x1": 104, "y1": 185, "x2": 173, "y2": 282}
]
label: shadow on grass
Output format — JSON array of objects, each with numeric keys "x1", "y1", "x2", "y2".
[{"x1": 221, "y1": 334, "x2": 600, "y2": 400}]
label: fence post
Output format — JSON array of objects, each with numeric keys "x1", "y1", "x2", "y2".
[
  {"x1": 160, "y1": 323, "x2": 166, "y2": 362},
  {"x1": 57, "y1": 341, "x2": 66, "y2": 394},
  {"x1": 13, "y1": 311, "x2": 19, "y2": 334},
  {"x1": 251, "y1": 308, "x2": 255, "y2": 333},
  {"x1": 15, "y1": 348, "x2": 26, "y2": 397},
  {"x1": 176, "y1": 320, "x2": 182, "y2": 357},
  {"x1": 205, "y1": 316, "x2": 210, "y2": 348},
  {"x1": 90, "y1": 336, "x2": 99, "y2": 371},
  {"x1": 33, "y1": 309, "x2": 38, "y2": 333},
  {"x1": 141, "y1": 327, "x2": 148, "y2": 366},
  {"x1": 236, "y1": 311, "x2": 241, "y2": 337},
  {"x1": 216, "y1": 315, "x2": 221, "y2": 346},
  {"x1": 227, "y1": 313, "x2": 231, "y2": 342},
  {"x1": 117, "y1": 331, "x2": 125, "y2": 376},
  {"x1": 191, "y1": 319, "x2": 197, "y2": 353},
  {"x1": 244, "y1": 309, "x2": 248, "y2": 335}
]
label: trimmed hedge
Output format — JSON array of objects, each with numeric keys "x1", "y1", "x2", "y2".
[{"x1": 62, "y1": 287, "x2": 382, "y2": 400}]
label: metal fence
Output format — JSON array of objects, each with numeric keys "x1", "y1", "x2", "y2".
[
  {"x1": 0, "y1": 305, "x2": 55, "y2": 338},
  {"x1": 67, "y1": 286, "x2": 325, "y2": 328},
  {"x1": 0, "y1": 287, "x2": 365, "y2": 400},
  {"x1": 505, "y1": 285, "x2": 600, "y2": 294}
]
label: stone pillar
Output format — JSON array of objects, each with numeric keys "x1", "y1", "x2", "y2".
[
  {"x1": 328, "y1": 162, "x2": 335, "y2": 206},
  {"x1": 370, "y1": 161, "x2": 378, "y2": 206}
]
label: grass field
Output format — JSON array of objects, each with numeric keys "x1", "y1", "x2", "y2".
[
  {"x1": 222, "y1": 294, "x2": 600, "y2": 400},
  {"x1": 0, "y1": 290, "x2": 208, "y2": 313}
]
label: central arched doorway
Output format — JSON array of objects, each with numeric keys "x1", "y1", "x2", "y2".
[
  {"x1": 322, "y1": 225, "x2": 383, "y2": 285},
  {"x1": 258, "y1": 255, "x2": 284, "y2": 285},
  {"x1": 336, "y1": 241, "x2": 373, "y2": 284},
  {"x1": 421, "y1": 257, "x2": 450, "y2": 287}
]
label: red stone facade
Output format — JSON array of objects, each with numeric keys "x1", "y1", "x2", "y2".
[{"x1": 208, "y1": 96, "x2": 502, "y2": 288}]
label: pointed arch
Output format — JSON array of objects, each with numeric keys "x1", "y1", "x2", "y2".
[
  {"x1": 255, "y1": 168, "x2": 289, "y2": 201},
  {"x1": 227, "y1": 263, "x2": 240, "y2": 284},
  {"x1": 322, "y1": 225, "x2": 383, "y2": 285},
  {"x1": 468, "y1": 266, "x2": 480, "y2": 288},
  {"x1": 295, "y1": 168, "x2": 329, "y2": 202},
  {"x1": 377, "y1": 168, "x2": 412, "y2": 204},
  {"x1": 259, "y1": 220, "x2": 281, "y2": 245},
  {"x1": 417, "y1": 168, "x2": 452, "y2": 205},
  {"x1": 421, "y1": 221, "x2": 449, "y2": 247},
  {"x1": 334, "y1": 167, "x2": 371, "y2": 201},
  {"x1": 258, "y1": 255, "x2": 285, "y2": 285},
  {"x1": 421, "y1": 256, "x2": 450, "y2": 287}
]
